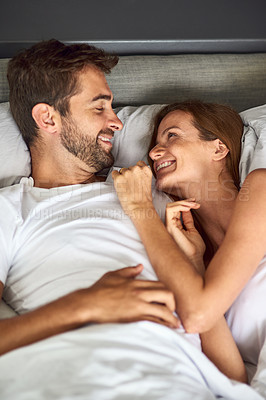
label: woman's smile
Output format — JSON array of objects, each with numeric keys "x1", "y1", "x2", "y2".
[{"x1": 155, "y1": 160, "x2": 176, "y2": 173}]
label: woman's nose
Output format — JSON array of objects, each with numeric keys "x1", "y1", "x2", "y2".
[{"x1": 149, "y1": 144, "x2": 165, "y2": 160}]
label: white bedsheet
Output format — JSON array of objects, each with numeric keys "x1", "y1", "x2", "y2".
[
  {"x1": 252, "y1": 342, "x2": 266, "y2": 398},
  {"x1": 0, "y1": 321, "x2": 263, "y2": 400}
]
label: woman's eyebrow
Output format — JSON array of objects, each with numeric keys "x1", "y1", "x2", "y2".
[
  {"x1": 155, "y1": 126, "x2": 182, "y2": 145},
  {"x1": 160, "y1": 125, "x2": 183, "y2": 137}
]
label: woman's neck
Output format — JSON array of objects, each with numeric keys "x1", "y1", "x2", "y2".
[
  {"x1": 194, "y1": 196, "x2": 236, "y2": 251},
  {"x1": 172, "y1": 174, "x2": 239, "y2": 250}
]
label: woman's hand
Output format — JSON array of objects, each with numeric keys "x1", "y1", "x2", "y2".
[
  {"x1": 112, "y1": 161, "x2": 155, "y2": 217},
  {"x1": 166, "y1": 200, "x2": 206, "y2": 275}
]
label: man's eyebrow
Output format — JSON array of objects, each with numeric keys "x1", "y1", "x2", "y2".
[{"x1": 91, "y1": 94, "x2": 112, "y2": 102}]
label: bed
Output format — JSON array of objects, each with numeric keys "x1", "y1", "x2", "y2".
[{"x1": 0, "y1": 41, "x2": 266, "y2": 399}]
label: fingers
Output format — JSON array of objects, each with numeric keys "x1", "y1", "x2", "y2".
[
  {"x1": 111, "y1": 264, "x2": 144, "y2": 278},
  {"x1": 135, "y1": 286, "x2": 179, "y2": 328},
  {"x1": 90, "y1": 268, "x2": 180, "y2": 328},
  {"x1": 136, "y1": 160, "x2": 148, "y2": 167},
  {"x1": 166, "y1": 199, "x2": 200, "y2": 211},
  {"x1": 112, "y1": 170, "x2": 120, "y2": 180},
  {"x1": 125, "y1": 312, "x2": 180, "y2": 330},
  {"x1": 144, "y1": 303, "x2": 180, "y2": 328},
  {"x1": 121, "y1": 290, "x2": 179, "y2": 328},
  {"x1": 112, "y1": 161, "x2": 149, "y2": 178},
  {"x1": 138, "y1": 287, "x2": 176, "y2": 312},
  {"x1": 165, "y1": 205, "x2": 188, "y2": 233},
  {"x1": 181, "y1": 210, "x2": 197, "y2": 231},
  {"x1": 166, "y1": 200, "x2": 200, "y2": 232},
  {"x1": 172, "y1": 217, "x2": 183, "y2": 231},
  {"x1": 112, "y1": 163, "x2": 153, "y2": 217},
  {"x1": 105, "y1": 267, "x2": 177, "y2": 312},
  {"x1": 108, "y1": 268, "x2": 169, "y2": 292}
]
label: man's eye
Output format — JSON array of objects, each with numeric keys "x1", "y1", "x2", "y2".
[{"x1": 96, "y1": 107, "x2": 104, "y2": 111}]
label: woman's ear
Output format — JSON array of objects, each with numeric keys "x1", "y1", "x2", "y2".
[
  {"x1": 212, "y1": 139, "x2": 229, "y2": 161},
  {"x1": 32, "y1": 103, "x2": 60, "y2": 134}
]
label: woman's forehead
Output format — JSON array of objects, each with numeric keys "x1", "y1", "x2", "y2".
[{"x1": 158, "y1": 110, "x2": 194, "y2": 134}]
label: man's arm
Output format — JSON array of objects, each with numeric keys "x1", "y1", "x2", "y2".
[{"x1": 0, "y1": 265, "x2": 179, "y2": 356}]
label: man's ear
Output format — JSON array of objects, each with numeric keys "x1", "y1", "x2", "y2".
[
  {"x1": 32, "y1": 103, "x2": 60, "y2": 134},
  {"x1": 212, "y1": 139, "x2": 229, "y2": 161}
]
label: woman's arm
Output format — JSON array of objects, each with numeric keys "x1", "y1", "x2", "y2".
[
  {"x1": 200, "y1": 318, "x2": 247, "y2": 382},
  {"x1": 113, "y1": 167, "x2": 247, "y2": 381},
  {"x1": 113, "y1": 164, "x2": 266, "y2": 333},
  {"x1": 164, "y1": 199, "x2": 248, "y2": 381}
]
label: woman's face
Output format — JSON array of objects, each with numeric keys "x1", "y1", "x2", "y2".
[{"x1": 149, "y1": 110, "x2": 214, "y2": 195}]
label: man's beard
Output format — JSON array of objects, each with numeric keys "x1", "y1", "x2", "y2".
[{"x1": 60, "y1": 116, "x2": 114, "y2": 172}]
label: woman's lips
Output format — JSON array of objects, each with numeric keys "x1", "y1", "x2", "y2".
[{"x1": 155, "y1": 160, "x2": 175, "y2": 173}]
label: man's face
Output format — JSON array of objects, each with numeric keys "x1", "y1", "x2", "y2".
[{"x1": 60, "y1": 67, "x2": 123, "y2": 173}]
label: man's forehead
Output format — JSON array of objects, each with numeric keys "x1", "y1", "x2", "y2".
[
  {"x1": 74, "y1": 67, "x2": 113, "y2": 101},
  {"x1": 78, "y1": 66, "x2": 106, "y2": 85}
]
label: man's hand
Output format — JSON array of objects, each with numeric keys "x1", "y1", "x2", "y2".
[
  {"x1": 0, "y1": 265, "x2": 179, "y2": 356},
  {"x1": 75, "y1": 264, "x2": 179, "y2": 329}
]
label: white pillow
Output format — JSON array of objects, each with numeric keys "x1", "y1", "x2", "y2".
[
  {"x1": 0, "y1": 101, "x2": 265, "y2": 188},
  {"x1": 112, "y1": 104, "x2": 165, "y2": 167},
  {"x1": 0, "y1": 102, "x2": 31, "y2": 188},
  {"x1": 239, "y1": 104, "x2": 266, "y2": 185}
]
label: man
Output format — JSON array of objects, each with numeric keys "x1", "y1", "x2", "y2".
[{"x1": 0, "y1": 39, "x2": 178, "y2": 356}]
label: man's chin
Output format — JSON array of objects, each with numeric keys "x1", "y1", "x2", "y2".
[
  {"x1": 95, "y1": 152, "x2": 114, "y2": 172},
  {"x1": 104, "y1": 151, "x2": 114, "y2": 167}
]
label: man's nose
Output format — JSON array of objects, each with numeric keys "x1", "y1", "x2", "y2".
[{"x1": 109, "y1": 111, "x2": 123, "y2": 131}]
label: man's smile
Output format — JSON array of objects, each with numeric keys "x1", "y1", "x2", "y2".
[{"x1": 97, "y1": 133, "x2": 113, "y2": 149}]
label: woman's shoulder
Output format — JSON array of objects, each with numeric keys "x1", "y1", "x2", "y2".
[{"x1": 246, "y1": 168, "x2": 266, "y2": 180}]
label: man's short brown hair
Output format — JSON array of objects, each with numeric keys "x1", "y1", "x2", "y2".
[{"x1": 7, "y1": 39, "x2": 118, "y2": 147}]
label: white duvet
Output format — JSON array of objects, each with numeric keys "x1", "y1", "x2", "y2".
[
  {"x1": 0, "y1": 170, "x2": 266, "y2": 399},
  {"x1": 0, "y1": 321, "x2": 263, "y2": 400}
]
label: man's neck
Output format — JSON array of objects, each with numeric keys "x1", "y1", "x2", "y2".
[
  {"x1": 30, "y1": 148, "x2": 106, "y2": 189},
  {"x1": 31, "y1": 173, "x2": 105, "y2": 189}
]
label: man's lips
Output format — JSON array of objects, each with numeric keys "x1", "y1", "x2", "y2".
[
  {"x1": 98, "y1": 134, "x2": 113, "y2": 148},
  {"x1": 155, "y1": 160, "x2": 175, "y2": 173}
]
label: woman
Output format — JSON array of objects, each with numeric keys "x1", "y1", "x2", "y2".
[{"x1": 112, "y1": 100, "x2": 266, "y2": 381}]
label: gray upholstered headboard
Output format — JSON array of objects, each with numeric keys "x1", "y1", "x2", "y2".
[
  {"x1": 107, "y1": 53, "x2": 266, "y2": 112},
  {"x1": 1, "y1": 52, "x2": 266, "y2": 112}
]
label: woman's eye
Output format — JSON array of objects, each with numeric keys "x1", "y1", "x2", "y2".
[{"x1": 167, "y1": 132, "x2": 176, "y2": 139}]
